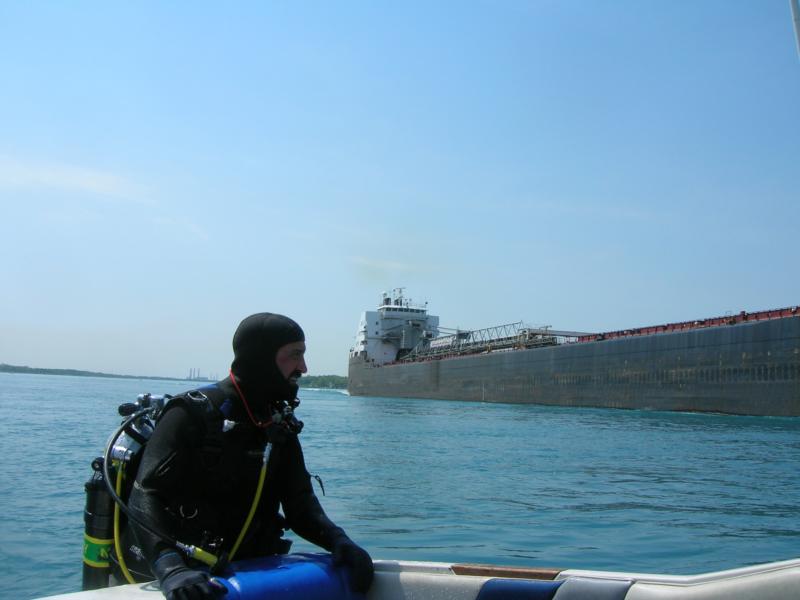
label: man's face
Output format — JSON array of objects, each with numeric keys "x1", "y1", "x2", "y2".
[{"x1": 275, "y1": 341, "x2": 308, "y2": 383}]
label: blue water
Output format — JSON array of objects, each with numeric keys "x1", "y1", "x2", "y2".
[{"x1": 2, "y1": 373, "x2": 800, "y2": 599}]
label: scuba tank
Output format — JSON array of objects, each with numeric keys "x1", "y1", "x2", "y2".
[
  {"x1": 81, "y1": 394, "x2": 170, "y2": 590},
  {"x1": 82, "y1": 457, "x2": 114, "y2": 589}
]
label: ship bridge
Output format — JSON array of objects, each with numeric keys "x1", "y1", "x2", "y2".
[{"x1": 349, "y1": 289, "x2": 440, "y2": 365}]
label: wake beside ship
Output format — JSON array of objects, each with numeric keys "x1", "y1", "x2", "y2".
[{"x1": 348, "y1": 289, "x2": 800, "y2": 416}]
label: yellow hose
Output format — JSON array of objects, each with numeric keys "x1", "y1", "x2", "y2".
[
  {"x1": 114, "y1": 463, "x2": 137, "y2": 584},
  {"x1": 113, "y1": 442, "x2": 271, "y2": 575},
  {"x1": 229, "y1": 443, "x2": 271, "y2": 561}
]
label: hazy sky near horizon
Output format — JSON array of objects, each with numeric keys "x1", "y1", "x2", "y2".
[{"x1": 1, "y1": 1, "x2": 798, "y2": 378}]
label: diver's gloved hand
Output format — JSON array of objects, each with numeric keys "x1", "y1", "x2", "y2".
[
  {"x1": 332, "y1": 537, "x2": 374, "y2": 593},
  {"x1": 152, "y1": 551, "x2": 227, "y2": 600}
]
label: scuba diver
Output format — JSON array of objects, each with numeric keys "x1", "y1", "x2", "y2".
[{"x1": 115, "y1": 313, "x2": 374, "y2": 600}]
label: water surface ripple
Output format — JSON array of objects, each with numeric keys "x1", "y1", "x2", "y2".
[{"x1": 2, "y1": 373, "x2": 800, "y2": 599}]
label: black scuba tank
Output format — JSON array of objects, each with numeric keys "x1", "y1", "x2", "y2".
[{"x1": 82, "y1": 458, "x2": 114, "y2": 590}]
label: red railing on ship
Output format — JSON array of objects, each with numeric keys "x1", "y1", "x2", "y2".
[{"x1": 577, "y1": 305, "x2": 799, "y2": 343}]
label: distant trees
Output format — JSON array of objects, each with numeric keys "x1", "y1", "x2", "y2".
[
  {"x1": 298, "y1": 374, "x2": 347, "y2": 389},
  {"x1": 1, "y1": 363, "x2": 348, "y2": 389},
  {"x1": 0, "y1": 363, "x2": 130, "y2": 378}
]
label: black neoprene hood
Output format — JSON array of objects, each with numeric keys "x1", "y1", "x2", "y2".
[{"x1": 230, "y1": 312, "x2": 305, "y2": 400}]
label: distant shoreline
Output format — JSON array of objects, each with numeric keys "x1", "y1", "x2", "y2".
[
  {"x1": 0, "y1": 363, "x2": 347, "y2": 389},
  {"x1": 0, "y1": 363, "x2": 187, "y2": 381}
]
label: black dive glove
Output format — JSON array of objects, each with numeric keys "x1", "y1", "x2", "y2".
[
  {"x1": 152, "y1": 551, "x2": 227, "y2": 600},
  {"x1": 331, "y1": 537, "x2": 374, "y2": 593}
]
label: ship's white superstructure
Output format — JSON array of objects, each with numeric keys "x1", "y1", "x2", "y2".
[{"x1": 349, "y1": 288, "x2": 439, "y2": 365}]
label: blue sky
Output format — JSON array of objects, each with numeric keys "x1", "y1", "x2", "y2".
[{"x1": 1, "y1": 1, "x2": 798, "y2": 377}]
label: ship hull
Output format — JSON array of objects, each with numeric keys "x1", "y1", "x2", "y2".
[{"x1": 348, "y1": 316, "x2": 800, "y2": 416}]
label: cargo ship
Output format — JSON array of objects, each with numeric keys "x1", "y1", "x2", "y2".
[{"x1": 347, "y1": 289, "x2": 800, "y2": 416}]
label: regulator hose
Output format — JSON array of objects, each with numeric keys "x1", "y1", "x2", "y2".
[
  {"x1": 229, "y1": 443, "x2": 271, "y2": 561},
  {"x1": 113, "y1": 462, "x2": 136, "y2": 584}
]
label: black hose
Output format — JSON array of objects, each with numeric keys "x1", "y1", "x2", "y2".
[{"x1": 102, "y1": 410, "x2": 180, "y2": 548}]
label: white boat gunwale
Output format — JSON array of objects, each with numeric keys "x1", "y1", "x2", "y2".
[{"x1": 40, "y1": 556, "x2": 800, "y2": 600}]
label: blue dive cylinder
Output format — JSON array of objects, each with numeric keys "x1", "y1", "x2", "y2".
[{"x1": 217, "y1": 553, "x2": 364, "y2": 600}]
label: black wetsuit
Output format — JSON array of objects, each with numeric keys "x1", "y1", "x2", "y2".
[
  {"x1": 122, "y1": 378, "x2": 345, "y2": 578},
  {"x1": 117, "y1": 312, "x2": 372, "y2": 598}
]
